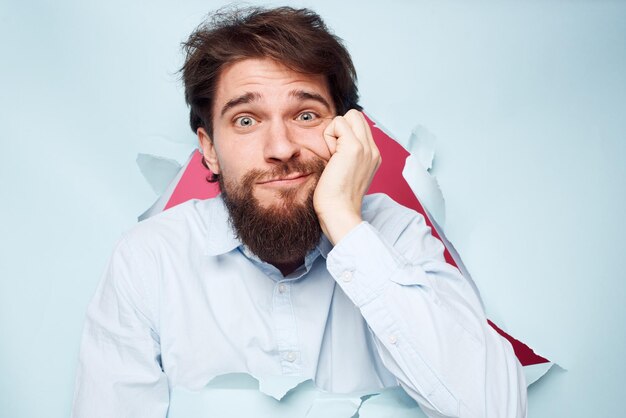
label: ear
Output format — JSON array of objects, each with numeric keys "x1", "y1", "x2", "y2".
[{"x1": 197, "y1": 127, "x2": 221, "y2": 175}]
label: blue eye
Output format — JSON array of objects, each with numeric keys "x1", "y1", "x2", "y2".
[
  {"x1": 296, "y1": 112, "x2": 317, "y2": 122},
  {"x1": 235, "y1": 116, "x2": 257, "y2": 127}
]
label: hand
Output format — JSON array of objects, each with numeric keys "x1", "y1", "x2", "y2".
[{"x1": 313, "y1": 110, "x2": 381, "y2": 245}]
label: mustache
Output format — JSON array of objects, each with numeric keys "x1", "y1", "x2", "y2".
[{"x1": 243, "y1": 157, "x2": 326, "y2": 185}]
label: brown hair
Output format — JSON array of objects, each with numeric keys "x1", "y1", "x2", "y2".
[{"x1": 180, "y1": 6, "x2": 361, "y2": 138}]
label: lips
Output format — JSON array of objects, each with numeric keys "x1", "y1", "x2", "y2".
[{"x1": 257, "y1": 173, "x2": 311, "y2": 185}]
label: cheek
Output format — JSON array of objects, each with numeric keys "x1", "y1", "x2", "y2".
[
  {"x1": 308, "y1": 140, "x2": 331, "y2": 161},
  {"x1": 293, "y1": 127, "x2": 331, "y2": 161},
  {"x1": 213, "y1": 138, "x2": 258, "y2": 179},
  {"x1": 218, "y1": 157, "x2": 248, "y2": 184}
]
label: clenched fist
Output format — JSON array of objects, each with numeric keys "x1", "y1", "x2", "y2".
[{"x1": 312, "y1": 109, "x2": 381, "y2": 245}]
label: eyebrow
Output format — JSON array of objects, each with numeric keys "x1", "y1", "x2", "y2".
[
  {"x1": 220, "y1": 92, "x2": 262, "y2": 117},
  {"x1": 219, "y1": 89, "x2": 333, "y2": 118},
  {"x1": 289, "y1": 89, "x2": 332, "y2": 110}
]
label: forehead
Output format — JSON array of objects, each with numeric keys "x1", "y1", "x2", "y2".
[{"x1": 214, "y1": 58, "x2": 332, "y2": 108}]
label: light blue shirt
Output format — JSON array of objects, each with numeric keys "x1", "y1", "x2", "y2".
[{"x1": 71, "y1": 194, "x2": 526, "y2": 418}]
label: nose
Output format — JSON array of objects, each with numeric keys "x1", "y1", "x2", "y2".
[{"x1": 263, "y1": 119, "x2": 301, "y2": 163}]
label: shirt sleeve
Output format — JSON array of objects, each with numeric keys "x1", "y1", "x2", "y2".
[
  {"x1": 325, "y1": 212, "x2": 527, "y2": 418},
  {"x1": 71, "y1": 235, "x2": 169, "y2": 418}
]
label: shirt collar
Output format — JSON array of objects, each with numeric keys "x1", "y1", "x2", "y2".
[
  {"x1": 316, "y1": 234, "x2": 333, "y2": 259},
  {"x1": 202, "y1": 195, "x2": 241, "y2": 256}
]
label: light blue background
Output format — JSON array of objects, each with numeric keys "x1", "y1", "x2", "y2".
[{"x1": 1, "y1": 1, "x2": 624, "y2": 417}]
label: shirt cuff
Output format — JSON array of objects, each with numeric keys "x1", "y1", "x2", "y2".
[{"x1": 326, "y1": 221, "x2": 429, "y2": 307}]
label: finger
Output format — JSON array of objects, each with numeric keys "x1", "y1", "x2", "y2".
[
  {"x1": 346, "y1": 111, "x2": 380, "y2": 168},
  {"x1": 355, "y1": 111, "x2": 381, "y2": 168},
  {"x1": 356, "y1": 111, "x2": 377, "y2": 150},
  {"x1": 327, "y1": 115, "x2": 363, "y2": 149},
  {"x1": 322, "y1": 117, "x2": 339, "y2": 155},
  {"x1": 328, "y1": 116, "x2": 369, "y2": 162},
  {"x1": 342, "y1": 109, "x2": 370, "y2": 149}
]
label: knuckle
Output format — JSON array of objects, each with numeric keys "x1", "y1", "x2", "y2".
[{"x1": 345, "y1": 110, "x2": 361, "y2": 124}]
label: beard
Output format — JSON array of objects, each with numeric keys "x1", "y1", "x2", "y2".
[{"x1": 218, "y1": 157, "x2": 326, "y2": 265}]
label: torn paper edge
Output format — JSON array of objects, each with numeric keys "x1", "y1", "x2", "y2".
[
  {"x1": 258, "y1": 375, "x2": 311, "y2": 400},
  {"x1": 304, "y1": 394, "x2": 369, "y2": 418},
  {"x1": 402, "y1": 125, "x2": 446, "y2": 228},
  {"x1": 172, "y1": 372, "x2": 392, "y2": 418},
  {"x1": 201, "y1": 372, "x2": 311, "y2": 401},
  {"x1": 137, "y1": 151, "x2": 194, "y2": 221},
  {"x1": 524, "y1": 362, "x2": 557, "y2": 387},
  {"x1": 136, "y1": 153, "x2": 182, "y2": 195},
  {"x1": 406, "y1": 125, "x2": 436, "y2": 171}
]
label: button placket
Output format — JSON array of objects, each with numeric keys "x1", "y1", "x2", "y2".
[{"x1": 272, "y1": 281, "x2": 301, "y2": 374}]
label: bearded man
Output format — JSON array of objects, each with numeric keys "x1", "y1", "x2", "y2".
[{"x1": 72, "y1": 6, "x2": 526, "y2": 418}]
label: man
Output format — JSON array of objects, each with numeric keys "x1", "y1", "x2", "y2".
[{"x1": 72, "y1": 6, "x2": 526, "y2": 418}]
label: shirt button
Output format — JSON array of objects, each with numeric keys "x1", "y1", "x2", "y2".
[
  {"x1": 286, "y1": 352, "x2": 297, "y2": 362},
  {"x1": 278, "y1": 284, "x2": 287, "y2": 293},
  {"x1": 340, "y1": 271, "x2": 353, "y2": 283},
  {"x1": 388, "y1": 335, "x2": 398, "y2": 345}
]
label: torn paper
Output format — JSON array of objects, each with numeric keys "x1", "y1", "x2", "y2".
[
  {"x1": 136, "y1": 153, "x2": 181, "y2": 195},
  {"x1": 402, "y1": 125, "x2": 446, "y2": 227},
  {"x1": 137, "y1": 152, "x2": 188, "y2": 221},
  {"x1": 168, "y1": 374, "x2": 372, "y2": 418},
  {"x1": 304, "y1": 393, "x2": 368, "y2": 418},
  {"x1": 358, "y1": 386, "x2": 426, "y2": 418},
  {"x1": 524, "y1": 362, "x2": 557, "y2": 386},
  {"x1": 138, "y1": 150, "x2": 220, "y2": 221},
  {"x1": 258, "y1": 375, "x2": 310, "y2": 401}
]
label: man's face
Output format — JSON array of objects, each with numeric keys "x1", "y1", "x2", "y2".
[
  {"x1": 197, "y1": 58, "x2": 336, "y2": 265},
  {"x1": 199, "y1": 57, "x2": 335, "y2": 210}
]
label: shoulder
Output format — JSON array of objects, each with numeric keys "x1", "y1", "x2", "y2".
[{"x1": 119, "y1": 198, "x2": 217, "y2": 257}]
